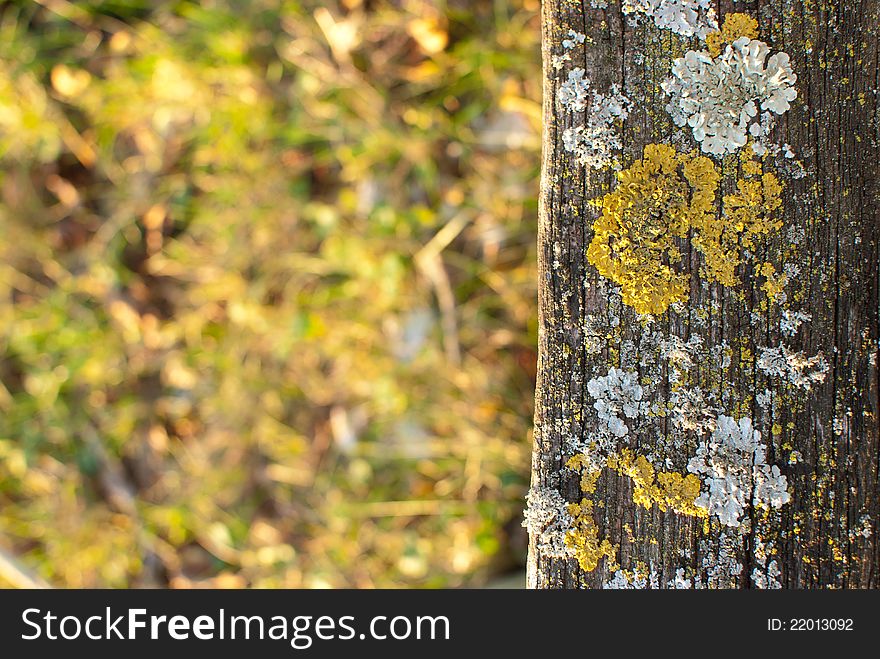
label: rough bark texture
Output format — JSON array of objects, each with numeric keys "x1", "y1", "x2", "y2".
[{"x1": 528, "y1": 0, "x2": 879, "y2": 588}]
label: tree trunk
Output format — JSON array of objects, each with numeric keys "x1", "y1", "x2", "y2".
[{"x1": 527, "y1": 0, "x2": 879, "y2": 588}]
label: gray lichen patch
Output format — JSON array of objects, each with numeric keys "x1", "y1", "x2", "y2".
[
  {"x1": 522, "y1": 487, "x2": 577, "y2": 560},
  {"x1": 663, "y1": 38, "x2": 798, "y2": 156}
]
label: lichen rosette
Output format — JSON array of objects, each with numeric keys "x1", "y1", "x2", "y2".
[
  {"x1": 663, "y1": 36, "x2": 797, "y2": 156},
  {"x1": 587, "y1": 143, "x2": 720, "y2": 315}
]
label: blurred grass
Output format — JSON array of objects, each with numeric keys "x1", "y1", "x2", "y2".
[{"x1": 0, "y1": 0, "x2": 541, "y2": 588}]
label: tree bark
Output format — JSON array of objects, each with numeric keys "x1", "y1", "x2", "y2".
[{"x1": 528, "y1": 0, "x2": 879, "y2": 588}]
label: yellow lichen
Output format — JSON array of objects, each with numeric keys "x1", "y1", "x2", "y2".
[
  {"x1": 706, "y1": 13, "x2": 759, "y2": 57},
  {"x1": 587, "y1": 143, "x2": 720, "y2": 315},
  {"x1": 562, "y1": 455, "x2": 617, "y2": 572},
  {"x1": 607, "y1": 449, "x2": 707, "y2": 518},
  {"x1": 760, "y1": 262, "x2": 787, "y2": 300},
  {"x1": 589, "y1": 144, "x2": 785, "y2": 314},
  {"x1": 721, "y1": 155, "x2": 785, "y2": 299},
  {"x1": 565, "y1": 498, "x2": 618, "y2": 572},
  {"x1": 563, "y1": 448, "x2": 713, "y2": 573},
  {"x1": 566, "y1": 454, "x2": 601, "y2": 494}
]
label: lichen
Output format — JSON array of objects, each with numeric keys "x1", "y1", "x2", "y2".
[
  {"x1": 557, "y1": 68, "x2": 632, "y2": 170},
  {"x1": 561, "y1": 30, "x2": 586, "y2": 50},
  {"x1": 621, "y1": 0, "x2": 718, "y2": 39},
  {"x1": 522, "y1": 487, "x2": 577, "y2": 560},
  {"x1": 668, "y1": 386, "x2": 719, "y2": 434},
  {"x1": 669, "y1": 568, "x2": 693, "y2": 589},
  {"x1": 694, "y1": 153, "x2": 784, "y2": 291},
  {"x1": 700, "y1": 530, "x2": 744, "y2": 587},
  {"x1": 586, "y1": 143, "x2": 720, "y2": 315},
  {"x1": 608, "y1": 449, "x2": 707, "y2": 518},
  {"x1": 663, "y1": 36, "x2": 797, "y2": 156},
  {"x1": 687, "y1": 415, "x2": 791, "y2": 527},
  {"x1": 604, "y1": 567, "x2": 661, "y2": 589},
  {"x1": 565, "y1": 498, "x2": 618, "y2": 572},
  {"x1": 566, "y1": 454, "x2": 602, "y2": 493},
  {"x1": 780, "y1": 310, "x2": 811, "y2": 337},
  {"x1": 557, "y1": 67, "x2": 591, "y2": 111},
  {"x1": 705, "y1": 13, "x2": 758, "y2": 57},
  {"x1": 588, "y1": 146, "x2": 786, "y2": 314},
  {"x1": 724, "y1": 156, "x2": 784, "y2": 247},
  {"x1": 751, "y1": 537, "x2": 782, "y2": 588},
  {"x1": 586, "y1": 367, "x2": 646, "y2": 439},
  {"x1": 552, "y1": 9, "x2": 823, "y2": 584},
  {"x1": 757, "y1": 344, "x2": 829, "y2": 391},
  {"x1": 561, "y1": 458, "x2": 618, "y2": 574}
]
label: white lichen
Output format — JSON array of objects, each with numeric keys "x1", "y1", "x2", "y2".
[
  {"x1": 621, "y1": 0, "x2": 718, "y2": 39},
  {"x1": 558, "y1": 67, "x2": 591, "y2": 111},
  {"x1": 587, "y1": 367, "x2": 646, "y2": 440},
  {"x1": 687, "y1": 415, "x2": 791, "y2": 527},
  {"x1": 710, "y1": 342, "x2": 732, "y2": 368},
  {"x1": 668, "y1": 567, "x2": 692, "y2": 589},
  {"x1": 752, "y1": 559, "x2": 782, "y2": 589},
  {"x1": 855, "y1": 515, "x2": 873, "y2": 539},
  {"x1": 662, "y1": 37, "x2": 797, "y2": 156},
  {"x1": 700, "y1": 529, "x2": 743, "y2": 587},
  {"x1": 669, "y1": 386, "x2": 719, "y2": 435},
  {"x1": 785, "y1": 225, "x2": 805, "y2": 245},
  {"x1": 660, "y1": 334, "x2": 703, "y2": 372},
  {"x1": 780, "y1": 310, "x2": 811, "y2": 337},
  {"x1": 782, "y1": 262, "x2": 800, "y2": 279},
  {"x1": 757, "y1": 344, "x2": 829, "y2": 391},
  {"x1": 558, "y1": 70, "x2": 632, "y2": 170},
  {"x1": 753, "y1": 462, "x2": 792, "y2": 509},
  {"x1": 522, "y1": 487, "x2": 575, "y2": 559},
  {"x1": 551, "y1": 53, "x2": 571, "y2": 70},
  {"x1": 604, "y1": 567, "x2": 660, "y2": 589},
  {"x1": 562, "y1": 30, "x2": 586, "y2": 50},
  {"x1": 751, "y1": 537, "x2": 783, "y2": 588}
]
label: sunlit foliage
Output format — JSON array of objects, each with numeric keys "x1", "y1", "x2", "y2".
[{"x1": 0, "y1": 0, "x2": 541, "y2": 588}]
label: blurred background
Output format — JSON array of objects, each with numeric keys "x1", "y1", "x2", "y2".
[{"x1": 0, "y1": 0, "x2": 541, "y2": 588}]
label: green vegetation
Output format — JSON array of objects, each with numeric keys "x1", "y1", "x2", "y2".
[{"x1": 0, "y1": 0, "x2": 541, "y2": 587}]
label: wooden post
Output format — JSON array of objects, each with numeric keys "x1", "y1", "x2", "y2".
[{"x1": 527, "y1": 0, "x2": 878, "y2": 588}]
